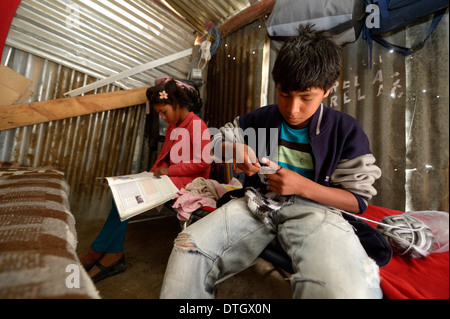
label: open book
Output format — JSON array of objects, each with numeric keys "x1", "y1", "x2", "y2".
[{"x1": 105, "y1": 171, "x2": 179, "y2": 221}]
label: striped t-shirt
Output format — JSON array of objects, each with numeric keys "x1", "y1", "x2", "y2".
[{"x1": 277, "y1": 121, "x2": 315, "y2": 180}]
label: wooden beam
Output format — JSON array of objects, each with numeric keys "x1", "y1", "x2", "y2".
[
  {"x1": 217, "y1": 0, "x2": 275, "y2": 39},
  {"x1": 0, "y1": 87, "x2": 148, "y2": 131}
]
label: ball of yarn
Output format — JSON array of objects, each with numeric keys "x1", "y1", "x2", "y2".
[{"x1": 377, "y1": 215, "x2": 434, "y2": 258}]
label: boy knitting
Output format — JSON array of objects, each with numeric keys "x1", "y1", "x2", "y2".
[{"x1": 160, "y1": 25, "x2": 383, "y2": 298}]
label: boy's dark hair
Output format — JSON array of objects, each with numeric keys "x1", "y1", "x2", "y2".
[
  {"x1": 146, "y1": 79, "x2": 202, "y2": 113},
  {"x1": 272, "y1": 24, "x2": 343, "y2": 93}
]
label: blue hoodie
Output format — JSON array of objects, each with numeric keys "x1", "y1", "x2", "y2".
[{"x1": 212, "y1": 103, "x2": 381, "y2": 213}]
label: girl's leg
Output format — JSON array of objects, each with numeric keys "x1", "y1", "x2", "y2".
[
  {"x1": 79, "y1": 201, "x2": 128, "y2": 270},
  {"x1": 91, "y1": 201, "x2": 129, "y2": 253}
]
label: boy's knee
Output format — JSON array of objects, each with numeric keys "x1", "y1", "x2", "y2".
[{"x1": 174, "y1": 232, "x2": 198, "y2": 251}]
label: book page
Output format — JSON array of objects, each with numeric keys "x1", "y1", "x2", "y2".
[
  {"x1": 115, "y1": 181, "x2": 147, "y2": 212},
  {"x1": 105, "y1": 172, "x2": 179, "y2": 221},
  {"x1": 105, "y1": 171, "x2": 152, "y2": 186},
  {"x1": 141, "y1": 176, "x2": 178, "y2": 201}
]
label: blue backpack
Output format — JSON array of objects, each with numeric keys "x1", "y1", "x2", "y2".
[{"x1": 363, "y1": 0, "x2": 449, "y2": 57}]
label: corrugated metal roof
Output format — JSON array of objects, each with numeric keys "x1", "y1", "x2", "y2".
[
  {"x1": 163, "y1": 0, "x2": 251, "y2": 33},
  {"x1": 5, "y1": 0, "x2": 251, "y2": 94}
]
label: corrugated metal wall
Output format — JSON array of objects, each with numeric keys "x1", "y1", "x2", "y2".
[
  {"x1": 324, "y1": 30, "x2": 409, "y2": 211},
  {"x1": 326, "y1": 13, "x2": 449, "y2": 213},
  {"x1": 1, "y1": 0, "x2": 255, "y2": 221},
  {"x1": 1, "y1": 0, "x2": 200, "y2": 220},
  {"x1": 403, "y1": 13, "x2": 449, "y2": 212},
  {"x1": 1, "y1": 46, "x2": 148, "y2": 220},
  {"x1": 204, "y1": 19, "x2": 269, "y2": 128}
]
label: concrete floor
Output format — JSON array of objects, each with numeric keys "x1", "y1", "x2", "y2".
[{"x1": 75, "y1": 208, "x2": 292, "y2": 299}]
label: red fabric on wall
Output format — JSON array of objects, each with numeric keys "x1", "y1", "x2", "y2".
[
  {"x1": 364, "y1": 205, "x2": 449, "y2": 299},
  {"x1": 1, "y1": 0, "x2": 21, "y2": 53}
]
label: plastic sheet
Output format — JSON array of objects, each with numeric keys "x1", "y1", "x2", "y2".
[{"x1": 404, "y1": 211, "x2": 449, "y2": 254}]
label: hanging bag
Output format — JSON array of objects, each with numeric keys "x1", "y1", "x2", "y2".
[
  {"x1": 266, "y1": 0, "x2": 366, "y2": 45},
  {"x1": 363, "y1": 0, "x2": 449, "y2": 56}
]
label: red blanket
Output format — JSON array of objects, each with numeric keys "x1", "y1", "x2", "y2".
[{"x1": 364, "y1": 205, "x2": 449, "y2": 299}]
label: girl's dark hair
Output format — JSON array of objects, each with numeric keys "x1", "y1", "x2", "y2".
[
  {"x1": 272, "y1": 24, "x2": 343, "y2": 93},
  {"x1": 146, "y1": 79, "x2": 202, "y2": 113}
]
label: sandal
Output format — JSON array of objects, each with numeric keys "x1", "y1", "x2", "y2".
[
  {"x1": 91, "y1": 256, "x2": 126, "y2": 283},
  {"x1": 79, "y1": 248, "x2": 104, "y2": 271},
  {"x1": 83, "y1": 257, "x2": 103, "y2": 272}
]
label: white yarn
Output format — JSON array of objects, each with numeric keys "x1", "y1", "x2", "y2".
[
  {"x1": 332, "y1": 208, "x2": 426, "y2": 231},
  {"x1": 378, "y1": 215, "x2": 434, "y2": 258},
  {"x1": 334, "y1": 208, "x2": 434, "y2": 258}
]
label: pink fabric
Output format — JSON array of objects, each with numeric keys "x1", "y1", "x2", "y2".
[
  {"x1": 172, "y1": 193, "x2": 217, "y2": 221},
  {"x1": 172, "y1": 177, "x2": 242, "y2": 221}
]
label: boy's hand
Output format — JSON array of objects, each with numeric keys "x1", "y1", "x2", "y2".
[
  {"x1": 259, "y1": 157, "x2": 280, "y2": 175},
  {"x1": 261, "y1": 157, "x2": 303, "y2": 196},
  {"x1": 261, "y1": 158, "x2": 361, "y2": 213},
  {"x1": 224, "y1": 142, "x2": 260, "y2": 176},
  {"x1": 236, "y1": 143, "x2": 261, "y2": 176}
]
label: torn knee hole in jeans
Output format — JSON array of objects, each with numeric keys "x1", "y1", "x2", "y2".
[{"x1": 174, "y1": 233, "x2": 198, "y2": 251}]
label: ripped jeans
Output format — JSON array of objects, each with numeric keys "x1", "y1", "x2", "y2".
[{"x1": 160, "y1": 196, "x2": 382, "y2": 299}]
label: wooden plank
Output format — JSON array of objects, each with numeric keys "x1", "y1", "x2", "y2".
[
  {"x1": 217, "y1": 0, "x2": 275, "y2": 39},
  {"x1": 0, "y1": 87, "x2": 148, "y2": 131}
]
